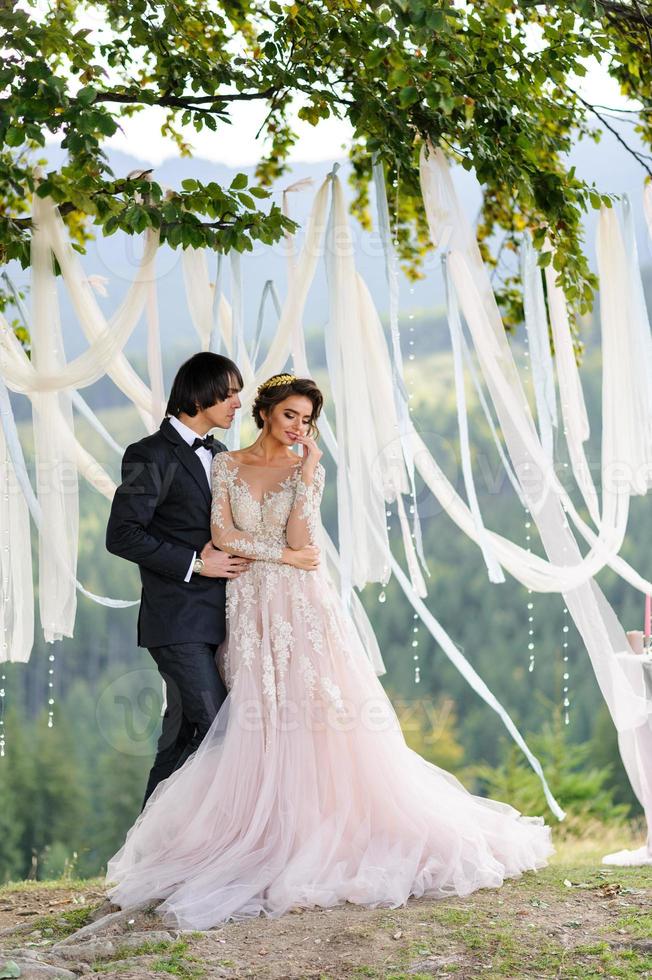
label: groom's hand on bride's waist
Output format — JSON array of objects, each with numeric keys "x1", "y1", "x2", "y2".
[{"x1": 198, "y1": 541, "x2": 252, "y2": 578}]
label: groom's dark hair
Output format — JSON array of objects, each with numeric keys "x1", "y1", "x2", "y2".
[{"x1": 166, "y1": 352, "x2": 243, "y2": 418}]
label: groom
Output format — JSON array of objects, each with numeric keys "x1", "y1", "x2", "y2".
[{"x1": 106, "y1": 352, "x2": 249, "y2": 805}]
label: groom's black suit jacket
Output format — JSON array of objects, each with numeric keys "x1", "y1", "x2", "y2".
[{"x1": 106, "y1": 417, "x2": 227, "y2": 648}]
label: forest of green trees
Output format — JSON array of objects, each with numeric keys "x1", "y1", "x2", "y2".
[{"x1": 0, "y1": 306, "x2": 649, "y2": 883}]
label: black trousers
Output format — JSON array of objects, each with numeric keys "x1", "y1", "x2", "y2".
[{"x1": 142, "y1": 641, "x2": 227, "y2": 808}]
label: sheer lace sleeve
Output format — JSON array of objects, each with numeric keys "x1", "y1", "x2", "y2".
[
  {"x1": 286, "y1": 462, "x2": 325, "y2": 549},
  {"x1": 210, "y1": 454, "x2": 285, "y2": 561}
]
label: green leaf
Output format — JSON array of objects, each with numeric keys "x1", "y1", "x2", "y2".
[
  {"x1": 388, "y1": 68, "x2": 409, "y2": 90},
  {"x1": 5, "y1": 127, "x2": 23, "y2": 147},
  {"x1": 182, "y1": 179, "x2": 198, "y2": 191},
  {"x1": 132, "y1": 206, "x2": 149, "y2": 233},
  {"x1": 426, "y1": 9, "x2": 445, "y2": 30},
  {"x1": 537, "y1": 250, "x2": 553, "y2": 268},
  {"x1": 398, "y1": 86, "x2": 419, "y2": 108},
  {"x1": 95, "y1": 113, "x2": 117, "y2": 136},
  {"x1": 366, "y1": 48, "x2": 386, "y2": 69},
  {"x1": 77, "y1": 85, "x2": 97, "y2": 106},
  {"x1": 230, "y1": 173, "x2": 248, "y2": 190}
]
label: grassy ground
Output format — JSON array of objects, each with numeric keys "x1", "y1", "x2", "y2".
[{"x1": 0, "y1": 833, "x2": 651, "y2": 979}]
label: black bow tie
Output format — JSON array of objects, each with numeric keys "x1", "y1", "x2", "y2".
[{"x1": 191, "y1": 434, "x2": 218, "y2": 455}]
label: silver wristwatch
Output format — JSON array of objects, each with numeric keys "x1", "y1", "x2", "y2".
[{"x1": 192, "y1": 557, "x2": 205, "y2": 575}]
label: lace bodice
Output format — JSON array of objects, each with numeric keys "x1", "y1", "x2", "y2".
[{"x1": 210, "y1": 452, "x2": 325, "y2": 560}]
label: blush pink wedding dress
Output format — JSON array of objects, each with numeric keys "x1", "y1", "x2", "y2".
[{"x1": 106, "y1": 452, "x2": 553, "y2": 928}]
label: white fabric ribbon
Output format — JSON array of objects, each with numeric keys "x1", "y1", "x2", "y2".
[
  {"x1": 33, "y1": 193, "x2": 156, "y2": 432},
  {"x1": 521, "y1": 235, "x2": 557, "y2": 461},
  {"x1": 372, "y1": 158, "x2": 429, "y2": 583},
  {"x1": 598, "y1": 202, "x2": 652, "y2": 496},
  {"x1": 182, "y1": 246, "x2": 213, "y2": 351},
  {"x1": 0, "y1": 268, "x2": 126, "y2": 459},
  {"x1": 251, "y1": 280, "x2": 282, "y2": 372},
  {"x1": 0, "y1": 379, "x2": 34, "y2": 663},
  {"x1": 644, "y1": 183, "x2": 652, "y2": 240},
  {"x1": 544, "y1": 256, "x2": 600, "y2": 525},
  {"x1": 146, "y1": 273, "x2": 166, "y2": 424},
  {"x1": 71, "y1": 392, "x2": 124, "y2": 457},
  {"x1": 324, "y1": 170, "x2": 392, "y2": 597},
  {"x1": 443, "y1": 254, "x2": 505, "y2": 584},
  {"x1": 0, "y1": 379, "x2": 138, "y2": 653},
  {"x1": 225, "y1": 252, "x2": 245, "y2": 450},
  {"x1": 282, "y1": 177, "x2": 315, "y2": 276},
  {"x1": 622, "y1": 196, "x2": 652, "y2": 429},
  {"x1": 460, "y1": 330, "x2": 529, "y2": 509},
  {"x1": 209, "y1": 253, "x2": 225, "y2": 354},
  {"x1": 280, "y1": 178, "x2": 314, "y2": 380},
  {"x1": 238, "y1": 176, "x2": 332, "y2": 410},
  {"x1": 30, "y1": 192, "x2": 79, "y2": 642}
]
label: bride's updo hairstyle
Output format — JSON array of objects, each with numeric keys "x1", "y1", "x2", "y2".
[{"x1": 252, "y1": 374, "x2": 323, "y2": 439}]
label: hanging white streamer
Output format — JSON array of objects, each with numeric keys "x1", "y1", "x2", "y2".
[
  {"x1": 521, "y1": 236, "x2": 557, "y2": 461},
  {"x1": 324, "y1": 169, "x2": 392, "y2": 597},
  {"x1": 622, "y1": 196, "x2": 652, "y2": 426},
  {"x1": 209, "y1": 253, "x2": 225, "y2": 354},
  {"x1": 238, "y1": 176, "x2": 332, "y2": 410},
  {"x1": 30, "y1": 192, "x2": 78, "y2": 642},
  {"x1": 226, "y1": 251, "x2": 250, "y2": 450},
  {"x1": 251, "y1": 280, "x2": 282, "y2": 372},
  {"x1": 355, "y1": 271, "x2": 427, "y2": 597},
  {"x1": 644, "y1": 183, "x2": 652, "y2": 240},
  {"x1": 599, "y1": 200, "x2": 652, "y2": 494},
  {"x1": 282, "y1": 177, "x2": 315, "y2": 374},
  {"x1": 372, "y1": 158, "x2": 429, "y2": 580},
  {"x1": 1, "y1": 268, "x2": 126, "y2": 460},
  {"x1": 444, "y1": 255, "x2": 505, "y2": 583},
  {"x1": 34, "y1": 193, "x2": 156, "y2": 432},
  {"x1": 0, "y1": 380, "x2": 138, "y2": 629},
  {"x1": 0, "y1": 380, "x2": 33, "y2": 664},
  {"x1": 282, "y1": 177, "x2": 315, "y2": 275},
  {"x1": 71, "y1": 392, "x2": 124, "y2": 457},
  {"x1": 544, "y1": 258, "x2": 600, "y2": 525},
  {"x1": 146, "y1": 276, "x2": 166, "y2": 424},
  {"x1": 460, "y1": 331, "x2": 529, "y2": 509},
  {"x1": 182, "y1": 246, "x2": 213, "y2": 351}
]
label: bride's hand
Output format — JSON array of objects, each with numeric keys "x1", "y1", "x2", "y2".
[{"x1": 294, "y1": 434, "x2": 322, "y2": 467}]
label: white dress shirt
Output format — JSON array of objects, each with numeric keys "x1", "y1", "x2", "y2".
[{"x1": 168, "y1": 415, "x2": 213, "y2": 582}]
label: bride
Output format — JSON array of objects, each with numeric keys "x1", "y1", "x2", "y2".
[{"x1": 106, "y1": 373, "x2": 553, "y2": 928}]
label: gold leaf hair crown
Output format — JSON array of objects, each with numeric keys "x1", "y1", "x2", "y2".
[{"x1": 257, "y1": 374, "x2": 297, "y2": 393}]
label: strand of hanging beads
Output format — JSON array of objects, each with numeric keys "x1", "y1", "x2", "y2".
[
  {"x1": 47, "y1": 650, "x2": 56, "y2": 728},
  {"x1": 525, "y1": 509, "x2": 536, "y2": 672},
  {"x1": 562, "y1": 605, "x2": 571, "y2": 724},
  {"x1": 0, "y1": 671, "x2": 6, "y2": 758}
]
